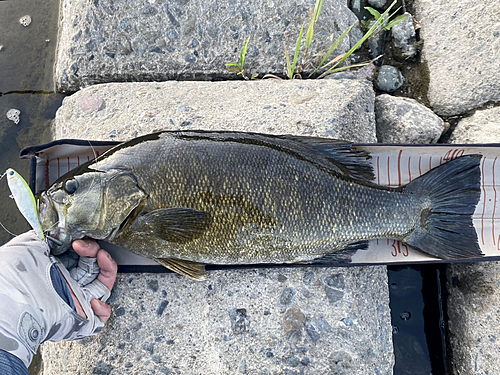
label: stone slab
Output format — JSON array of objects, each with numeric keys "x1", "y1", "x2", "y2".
[
  {"x1": 52, "y1": 79, "x2": 377, "y2": 143},
  {"x1": 447, "y1": 108, "x2": 500, "y2": 374},
  {"x1": 54, "y1": 0, "x2": 361, "y2": 93},
  {"x1": 414, "y1": 0, "x2": 500, "y2": 116},
  {"x1": 41, "y1": 268, "x2": 393, "y2": 375}
]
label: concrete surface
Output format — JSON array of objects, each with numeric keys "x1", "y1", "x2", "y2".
[
  {"x1": 375, "y1": 94, "x2": 445, "y2": 144},
  {"x1": 414, "y1": 0, "x2": 500, "y2": 116},
  {"x1": 54, "y1": 0, "x2": 361, "y2": 93},
  {"x1": 41, "y1": 267, "x2": 393, "y2": 375},
  {"x1": 447, "y1": 112, "x2": 500, "y2": 374},
  {"x1": 52, "y1": 79, "x2": 377, "y2": 143}
]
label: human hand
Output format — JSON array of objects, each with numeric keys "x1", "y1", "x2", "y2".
[
  {"x1": 63, "y1": 239, "x2": 117, "y2": 323},
  {"x1": 0, "y1": 232, "x2": 117, "y2": 370}
]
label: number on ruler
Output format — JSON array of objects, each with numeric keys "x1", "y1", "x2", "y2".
[
  {"x1": 443, "y1": 149, "x2": 465, "y2": 162},
  {"x1": 390, "y1": 240, "x2": 409, "y2": 257}
]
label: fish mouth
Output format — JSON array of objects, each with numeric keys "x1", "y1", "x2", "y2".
[{"x1": 37, "y1": 192, "x2": 72, "y2": 255}]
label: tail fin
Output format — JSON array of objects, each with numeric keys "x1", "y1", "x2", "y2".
[{"x1": 404, "y1": 154, "x2": 482, "y2": 259}]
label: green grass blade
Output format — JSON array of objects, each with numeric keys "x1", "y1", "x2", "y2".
[
  {"x1": 384, "y1": 14, "x2": 408, "y2": 30},
  {"x1": 240, "y1": 35, "x2": 251, "y2": 68},
  {"x1": 313, "y1": 0, "x2": 323, "y2": 21},
  {"x1": 304, "y1": 0, "x2": 324, "y2": 60},
  {"x1": 365, "y1": 7, "x2": 381, "y2": 19},
  {"x1": 291, "y1": 24, "x2": 304, "y2": 78},
  {"x1": 317, "y1": 61, "x2": 370, "y2": 79},
  {"x1": 284, "y1": 42, "x2": 292, "y2": 79},
  {"x1": 325, "y1": 0, "x2": 397, "y2": 74},
  {"x1": 317, "y1": 20, "x2": 357, "y2": 70}
]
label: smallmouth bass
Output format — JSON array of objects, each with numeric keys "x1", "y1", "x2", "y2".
[{"x1": 37, "y1": 131, "x2": 482, "y2": 279}]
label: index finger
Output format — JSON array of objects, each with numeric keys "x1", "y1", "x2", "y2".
[{"x1": 96, "y1": 249, "x2": 117, "y2": 291}]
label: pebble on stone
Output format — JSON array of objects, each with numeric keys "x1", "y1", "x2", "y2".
[
  {"x1": 156, "y1": 301, "x2": 169, "y2": 316},
  {"x1": 279, "y1": 287, "x2": 296, "y2": 306},
  {"x1": 6, "y1": 109, "x2": 21, "y2": 124},
  {"x1": 19, "y1": 15, "x2": 32, "y2": 27},
  {"x1": 305, "y1": 322, "x2": 321, "y2": 342},
  {"x1": 341, "y1": 317, "x2": 354, "y2": 327},
  {"x1": 282, "y1": 307, "x2": 306, "y2": 342},
  {"x1": 376, "y1": 65, "x2": 404, "y2": 93},
  {"x1": 78, "y1": 93, "x2": 106, "y2": 113},
  {"x1": 229, "y1": 308, "x2": 250, "y2": 334},
  {"x1": 391, "y1": 13, "x2": 417, "y2": 59},
  {"x1": 147, "y1": 279, "x2": 159, "y2": 292},
  {"x1": 323, "y1": 274, "x2": 345, "y2": 304},
  {"x1": 329, "y1": 351, "x2": 355, "y2": 373},
  {"x1": 92, "y1": 361, "x2": 113, "y2": 375}
]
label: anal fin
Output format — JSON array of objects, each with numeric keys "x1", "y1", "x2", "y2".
[
  {"x1": 301, "y1": 241, "x2": 369, "y2": 265},
  {"x1": 156, "y1": 258, "x2": 206, "y2": 280}
]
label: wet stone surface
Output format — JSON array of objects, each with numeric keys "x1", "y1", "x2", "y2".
[
  {"x1": 40, "y1": 268, "x2": 393, "y2": 374},
  {"x1": 376, "y1": 65, "x2": 404, "y2": 93}
]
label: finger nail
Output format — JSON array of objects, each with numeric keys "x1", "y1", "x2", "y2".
[{"x1": 74, "y1": 239, "x2": 91, "y2": 247}]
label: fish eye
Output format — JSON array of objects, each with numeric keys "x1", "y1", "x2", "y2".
[
  {"x1": 8, "y1": 170, "x2": 14, "y2": 177},
  {"x1": 64, "y1": 179, "x2": 79, "y2": 194}
]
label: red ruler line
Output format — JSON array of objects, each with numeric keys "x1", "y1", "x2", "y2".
[
  {"x1": 481, "y1": 157, "x2": 487, "y2": 246},
  {"x1": 397, "y1": 150, "x2": 402, "y2": 187},
  {"x1": 387, "y1": 156, "x2": 391, "y2": 186},
  {"x1": 377, "y1": 156, "x2": 380, "y2": 185},
  {"x1": 493, "y1": 157, "x2": 497, "y2": 246},
  {"x1": 45, "y1": 162, "x2": 50, "y2": 190},
  {"x1": 408, "y1": 156, "x2": 412, "y2": 183}
]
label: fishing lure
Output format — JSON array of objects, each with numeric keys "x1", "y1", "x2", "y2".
[{"x1": 6, "y1": 168, "x2": 44, "y2": 240}]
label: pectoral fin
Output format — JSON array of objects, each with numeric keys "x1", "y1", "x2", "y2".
[
  {"x1": 156, "y1": 258, "x2": 206, "y2": 280},
  {"x1": 134, "y1": 208, "x2": 211, "y2": 243}
]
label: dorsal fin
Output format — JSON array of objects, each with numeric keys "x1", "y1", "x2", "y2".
[{"x1": 277, "y1": 135, "x2": 374, "y2": 181}]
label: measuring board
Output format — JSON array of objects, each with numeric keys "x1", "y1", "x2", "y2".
[{"x1": 20, "y1": 140, "x2": 500, "y2": 267}]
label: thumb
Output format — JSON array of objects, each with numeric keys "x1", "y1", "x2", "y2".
[{"x1": 90, "y1": 299, "x2": 111, "y2": 323}]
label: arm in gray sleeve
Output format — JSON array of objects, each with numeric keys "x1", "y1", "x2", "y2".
[{"x1": 0, "y1": 232, "x2": 111, "y2": 368}]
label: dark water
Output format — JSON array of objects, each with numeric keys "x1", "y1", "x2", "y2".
[
  {"x1": 389, "y1": 264, "x2": 447, "y2": 375},
  {"x1": 0, "y1": 0, "x2": 64, "y2": 246},
  {"x1": 0, "y1": 2, "x2": 63, "y2": 374}
]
